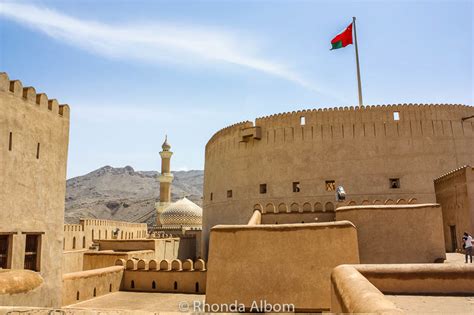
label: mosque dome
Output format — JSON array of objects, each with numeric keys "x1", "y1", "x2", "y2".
[{"x1": 160, "y1": 197, "x2": 202, "y2": 227}]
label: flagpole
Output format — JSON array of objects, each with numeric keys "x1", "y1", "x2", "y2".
[{"x1": 353, "y1": 16, "x2": 363, "y2": 107}]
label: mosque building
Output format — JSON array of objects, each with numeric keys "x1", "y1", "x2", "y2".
[{"x1": 153, "y1": 136, "x2": 203, "y2": 236}]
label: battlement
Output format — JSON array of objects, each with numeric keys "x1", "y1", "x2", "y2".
[
  {"x1": 434, "y1": 165, "x2": 472, "y2": 183},
  {"x1": 207, "y1": 120, "x2": 253, "y2": 148},
  {"x1": 116, "y1": 258, "x2": 206, "y2": 271},
  {"x1": 0, "y1": 72, "x2": 70, "y2": 118},
  {"x1": 64, "y1": 224, "x2": 84, "y2": 232},
  {"x1": 205, "y1": 103, "x2": 474, "y2": 156},
  {"x1": 256, "y1": 103, "x2": 471, "y2": 122},
  {"x1": 80, "y1": 218, "x2": 147, "y2": 229}
]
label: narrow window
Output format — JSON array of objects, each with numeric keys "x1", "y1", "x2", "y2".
[
  {"x1": 82, "y1": 236, "x2": 86, "y2": 248},
  {"x1": 195, "y1": 282, "x2": 200, "y2": 293},
  {"x1": 0, "y1": 234, "x2": 12, "y2": 269},
  {"x1": 259, "y1": 184, "x2": 267, "y2": 194},
  {"x1": 76, "y1": 291, "x2": 80, "y2": 300},
  {"x1": 36, "y1": 143, "x2": 40, "y2": 159},
  {"x1": 227, "y1": 190, "x2": 233, "y2": 198},
  {"x1": 93, "y1": 288, "x2": 96, "y2": 297},
  {"x1": 292, "y1": 182, "x2": 300, "y2": 192},
  {"x1": 300, "y1": 116, "x2": 306, "y2": 125},
  {"x1": 92, "y1": 229, "x2": 94, "y2": 240},
  {"x1": 72, "y1": 237, "x2": 76, "y2": 249},
  {"x1": 24, "y1": 234, "x2": 40, "y2": 271},
  {"x1": 210, "y1": 192, "x2": 213, "y2": 201},
  {"x1": 8, "y1": 132, "x2": 12, "y2": 151},
  {"x1": 152, "y1": 281, "x2": 156, "y2": 289},
  {"x1": 109, "y1": 284, "x2": 112, "y2": 292},
  {"x1": 390, "y1": 178, "x2": 400, "y2": 189},
  {"x1": 393, "y1": 112, "x2": 400, "y2": 121},
  {"x1": 174, "y1": 281, "x2": 178, "y2": 290},
  {"x1": 131, "y1": 280, "x2": 135, "y2": 289},
  {"x1": 325, "y1": 180, "x2": 336, "y2": 191}
]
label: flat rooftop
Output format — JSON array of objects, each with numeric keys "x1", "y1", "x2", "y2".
[
  {"x1": 65, "y1": 292, "x2": 205, "y2": 314},
  {"x1": 386, "y1": 295, "x2": 474, "y2": 314}
]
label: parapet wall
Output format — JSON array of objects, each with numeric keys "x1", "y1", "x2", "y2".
[
  {"x1": 81, "y1": 218, "x2": 147, "y2": 229},
  {"x1": 205, "y1": 221, "x2": 359, "y2": 311},
  {"x1": 62, "y1": 266, "x2": 124, "y2": 306},
  {"x1": 117, "y1": 258, "x2": 206, "y2": 294},
  {"x1": 336, "y1": 204, "x2": 446, "y2": 263},
  {"x1": 330, "y1": 264, "x2": 474, "y2": 313},
  {"x1": 207, "y1": 104, "x2": 473, "y2": 152},
  {"x1": 63, "y1": 219, "x2": 148, "y2": 252},
  {"x1": 0, "y1": 72, "x2": 70, "y2": 118}
]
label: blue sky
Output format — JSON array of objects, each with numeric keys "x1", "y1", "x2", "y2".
[{"x1": 1, "y1": 0, "x2": 472, "y2": 178}]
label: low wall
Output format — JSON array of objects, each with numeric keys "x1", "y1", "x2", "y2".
[
  {"x1": 63, "y1": 249, "x2": 87, "y2": 273},
  {"x1": 83, "y1": 250, "x2": 155, "y2": 270},
  {"x1": 357, "y1": 264, "x2": 474, "y2": 295},
  {"x1": 62, "y1": 266, "x2": 124, "y2": 306},
  {"x1": 206, "y1": 221, "x2": 359, "y2": 312},
  {"x1": 336, "y1": 204, "x2": 446, "y2": 263},
  {"x1": 118, "y1": 258, "x2": 206, "y2": 294},
  {"x1": 331, "y1": 265, "x2": 403, "y2": 314},
  {"x1": 330, "y1": 264, "x2": 474, "y2": 313}
]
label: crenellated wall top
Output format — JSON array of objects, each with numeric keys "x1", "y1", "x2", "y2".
[
  {"x1": 0, "y1": 72, "x2": 70, "y2": 118},
  {"x1": 434, "y1": 165, "x2": 472, "y2": 183},
  {"x1": 205, "y1": 103, "x2": 473, "y2": 151},
  {"x1": 116, "y1": 258, "x2": 207, "y2": 271}
]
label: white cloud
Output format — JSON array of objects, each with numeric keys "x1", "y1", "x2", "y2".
[{"x1": 0, "y1": 2, "x2": 322, "y2": 92}]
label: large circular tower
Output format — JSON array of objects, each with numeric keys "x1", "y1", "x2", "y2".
[{"x1": 202, "y1": 104, "x2": 474, "y2": 257}]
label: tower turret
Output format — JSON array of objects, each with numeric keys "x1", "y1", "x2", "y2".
[{"x1": 156, "y1": 135, "x2": 174, "y2": 225}]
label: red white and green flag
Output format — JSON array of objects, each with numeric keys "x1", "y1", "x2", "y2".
[{"x1": 330, "y1": 23, "x2": 353, "y2": 50}]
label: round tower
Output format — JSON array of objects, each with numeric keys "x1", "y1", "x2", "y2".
[{"x1": 156, "y1": 135, "x2": 174, "y2": 225}]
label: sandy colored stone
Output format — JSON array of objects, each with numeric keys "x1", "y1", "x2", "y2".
[
  {"x1": 0, "y1": 269, "x2": 43, "y2": 294},
  {"x1": 65, "y1": 291, "x2": 205, "y2": 313},
  {"x1": 386, "y1": 295, "x2": 474, "y2": 314},
  {"x1": 0, "y1": 72, "x2": 69, "y2": 307},
  {"x1": 202, "y1": 105, "x2": 474, "y2": 258},
  {"x1": 335, "y1": 204, "x2": 446, "y2": 263}
]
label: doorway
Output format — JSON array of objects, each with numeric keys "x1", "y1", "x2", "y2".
[{"x1": 449, "y1": 225, "x2": 457, "y2": 252}]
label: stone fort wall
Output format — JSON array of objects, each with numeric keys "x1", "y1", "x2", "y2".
[
  {"x1": 63, "y1": 219, "x2": 148, "y2": 251},
  {"x1": 62, "y1": 219, "x2": 148, "y2": 273},
  {"x1": 0, "y1": 72, "x2": 70, "y2": 307},
  {"x1": 202, "y1": 104, "x2": 474, "y2": 257}
]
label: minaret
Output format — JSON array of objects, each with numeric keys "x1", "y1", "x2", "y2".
[{"x1": 156, "y1": 135, "x2": 174, "y2": 225}]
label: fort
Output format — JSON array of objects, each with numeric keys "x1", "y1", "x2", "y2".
[{"x1": 1, "y1": 71, "x2": 474, "y2": 313}]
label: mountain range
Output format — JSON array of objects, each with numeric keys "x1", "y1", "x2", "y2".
[{"x1": 65, "y1": 166, "x2": 203, "y2": 225}]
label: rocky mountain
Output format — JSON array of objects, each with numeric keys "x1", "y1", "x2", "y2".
[{"x1": 65, "y1": 166, "x2": 203, "y2": 225}]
